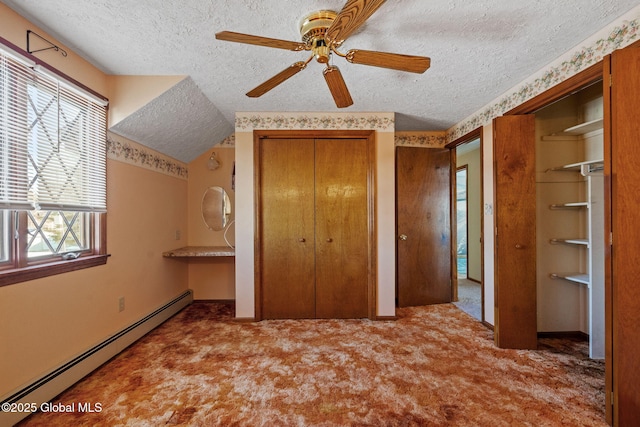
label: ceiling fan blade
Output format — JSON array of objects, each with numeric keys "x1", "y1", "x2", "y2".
[
  {"x1": 323, "y1": 66, "x2": 353, "y2": 108},
  {"x1": 346, "y1": 49, "x2": 431, "y2": 73},
  {"x1": 325, "y1": 0, "x2": 387, "y2": 44},
  {"x1": 246, "y1": 62, "x2": 307, "y2": 98},
  {"x1": 216, "y1": 31, "x2": 306, "y2": 51}
]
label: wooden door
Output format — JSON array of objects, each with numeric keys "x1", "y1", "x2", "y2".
[
  {"x1": 493, "y1": 115, "x2": 537, "y2": 349},
  {"x1": 315, "y1": 138, "x2": 370, "y2": 318},
  {"x1": 259, "y1": 138, "x2": 316, "y2": 319},
  {"x1": 609, "y1": 47, "x2": 640, "y2": 425},
  {"x1": 396, "y1": 146, "x2": 452, "y2": 307},
  {"x1": 259, "y1": 135, "x2": 373, "y2": 319}
]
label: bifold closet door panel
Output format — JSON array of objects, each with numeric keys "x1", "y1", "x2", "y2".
[
  {"x1": 314, "y1": 138, "x2": 369, "y2": 319},
  {"x1": 610, "y1": 46, "x2": 640, "y2": 425},
  {"x1": 260, "y1": 138, "x2": 316, "y2": 319},
  {"x1": 493, "y1": 114, "x2": 537, "y2": 350}
]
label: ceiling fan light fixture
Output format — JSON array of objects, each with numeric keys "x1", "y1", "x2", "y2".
[{"x1": 312, "y1": 38, "x2": 331, "y2": 63}]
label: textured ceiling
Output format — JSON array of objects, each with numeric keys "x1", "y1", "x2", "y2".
[
  {"x1": 2, "y1": 0, "x2": 639, "y2": 162},
  {"x1": 109, "y1": 77, "x2": 233, "y2": 162}
]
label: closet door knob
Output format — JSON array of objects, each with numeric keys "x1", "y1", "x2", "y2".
[
  {"x1": 326, "y1": 238, "x2": 333, "y2": 243},
  {"x1": 515, "y1": 243, "x2": 523, "y2": 249},
  {"x1": 298, "y1": 238, "x2": 306, "y2": 243},
  {"x1": 399, "y1": 234, "x2": 408, "y2": 241}
]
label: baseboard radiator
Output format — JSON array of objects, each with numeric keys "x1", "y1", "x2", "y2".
[{"x1": 0, "y1": 290, "x2": 193, "y2": 426}]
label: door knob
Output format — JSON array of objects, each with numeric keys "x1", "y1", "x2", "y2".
[
  {"x1": 326, "y1": 238, "x2": 333, "y2": 243},
  {"x1": 515, "y1": 243, "x2": 523, "y2": 249},
  {"x1": 399, "y1": 234, "x2": 408, "y2": 241},
  {"x1": 298, "y1": 238, "x2": 306, "y2": 242}
]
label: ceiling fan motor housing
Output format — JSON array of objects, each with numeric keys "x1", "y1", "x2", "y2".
[{"x1": 300, "y1": 10, "x2": 337, "y2": 63}]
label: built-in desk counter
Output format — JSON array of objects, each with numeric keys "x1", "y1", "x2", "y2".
[{"x1": 162, "y1": 246, "x2": 235, "y2": 258}]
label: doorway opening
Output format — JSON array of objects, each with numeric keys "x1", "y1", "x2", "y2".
[
  {"x1": 452, "y1": 138, "x2": 483, "y2": 321},
  {"x1": 456, "y1": 166, "x2": 468, "y2": 278}
]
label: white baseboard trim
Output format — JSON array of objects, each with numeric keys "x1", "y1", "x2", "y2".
[{"x1": 0, "y1": 290, "x2": 193, "y2": 426}]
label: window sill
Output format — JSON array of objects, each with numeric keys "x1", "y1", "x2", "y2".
[{"x1": 0, "y1": 254, "x2": 110, "y2": 287}]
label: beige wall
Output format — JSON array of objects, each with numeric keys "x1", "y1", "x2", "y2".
[
  {"x1": 108, "y1": 75, "x2": 186, "y2": 127},
  {"x1": 187, "y1": 146, "x2": 236, "y2": 300},
  {"x1": 1, "y1": 150, "x2": 189, "y2": 396},
  {"x1": 0, "y1": 5, "x2": 189, "y2": 396}
]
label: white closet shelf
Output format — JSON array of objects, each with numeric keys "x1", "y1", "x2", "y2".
[
  {"x1": 550, "y1": 238, "x2": 589, "y2": 247},
  {"x1": 561, "y1": 118, "x2": 604, "y2": 135},
  {"x1": 550, "y1": 202, "x2": 589, "y2": 209},
  {"x1": 547, "y1": 159, "x2": 604, "y2": 173},
  {"x1": 550, "y1": 273, "x2": 590, "y2": 285}
]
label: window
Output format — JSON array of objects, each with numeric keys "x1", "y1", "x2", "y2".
[
  {"x1": 27, "y1": 210, "x2": 90, "y2": 258},
  {"x1": 0, "y1": 41, "x2": 108, "y2": 286}
]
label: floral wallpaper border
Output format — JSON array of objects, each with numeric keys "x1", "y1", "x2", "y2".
[
  {"x1": 218, "y1": 134, "x2": 235, "y2": 147},
  {"x1": 448, "y1": 8, "x2": 640, "y2": 141},
  {"x1": 235, "y1": 112, "x2": 395, "y2": 132},
  {"x1": 107, "y1": 133, "x2": 188, "y2": 180},
  {"x1": 206, "y1": 131, "x2": 447, "y2": 148},
  {"x1": 395, "y1": 132, "x2": 447, "y2": 148}
]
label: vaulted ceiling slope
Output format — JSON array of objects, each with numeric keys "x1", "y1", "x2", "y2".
[
  {"x1": 3, "y1": 1, "x2": 639, "y2": 162},
  {"x1": 110, "y1": 77, "x2": 233, "y2": 162}
]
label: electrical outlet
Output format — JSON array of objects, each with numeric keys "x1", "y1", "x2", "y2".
[{"x1": 118, "y1": 297, "x2": 125, "y2": 312}]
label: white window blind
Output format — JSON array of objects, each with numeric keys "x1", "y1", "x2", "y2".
[
  {"x1": 0, "y1": 51, "x2": 32, "y2": 210},
  {"x1": 0, "y1": 45, "x2": 107, "y2": 212}
]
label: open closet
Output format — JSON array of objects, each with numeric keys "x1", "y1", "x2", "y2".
[
  {"x1": 495, "y1": 46, "x2": 640, "y2": 423},
  {"x1": 535, "y1": 82, "x2": 604, "y2": 359}
]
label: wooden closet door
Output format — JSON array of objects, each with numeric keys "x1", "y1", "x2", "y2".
[
  {"x1": 493, "y1": 115, "x2": 537, "y2": 350},
  {"x1": 315, "y1": 138, "x2": 369, "y2": 318},
  {"x1": 260, "y1": 138, "x2": 316, "y2": 319},
  {"x1": 609, "y1": 47, "x2": 640, "y2": 425}
]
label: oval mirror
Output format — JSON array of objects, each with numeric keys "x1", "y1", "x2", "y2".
[{"x1": 202, "y1": 186, "x2": 231, "y2": 231}]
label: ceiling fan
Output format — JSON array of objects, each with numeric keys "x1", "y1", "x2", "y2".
[{"x1": 215, "y1": 0, "x2": 431, "y2": 108}]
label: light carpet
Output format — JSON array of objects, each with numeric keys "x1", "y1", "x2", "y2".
[
  {"x1": 18, "y1": 302, "x2": 605, "y2": 426},
  {"x1": 453, "y1": 278, "x2": 482, "y2": 321}
]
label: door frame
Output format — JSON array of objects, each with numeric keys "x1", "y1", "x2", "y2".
[
  {"x1": 446, "y1": 127, "x2": 485, "y2": 323},
  {"x1": 253, "y1": 129, "x2": 377, "y2": 320},
  {"x1": 455, "y1": 164, "x2": 469, "y2": 281}
]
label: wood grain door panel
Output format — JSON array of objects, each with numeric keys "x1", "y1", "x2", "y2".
[
  {"x1": 258, "y1": 134, "x2": 373, "y2": 319},
  {"x1": 493, "y1": 115, "x2": 537, "y2": 350},
  {"x1": 610, "y1": 47, "x2": 640, "y2": 425},
  {"x1": 315, "y1": 138, "x2": 369, "y2": 318},
  {"x1": 260, "y1": 138, "x2": 316, "y2": 319},
  {"x1": 396, "y1": 147, "x2": 452, "y2": 307}
]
